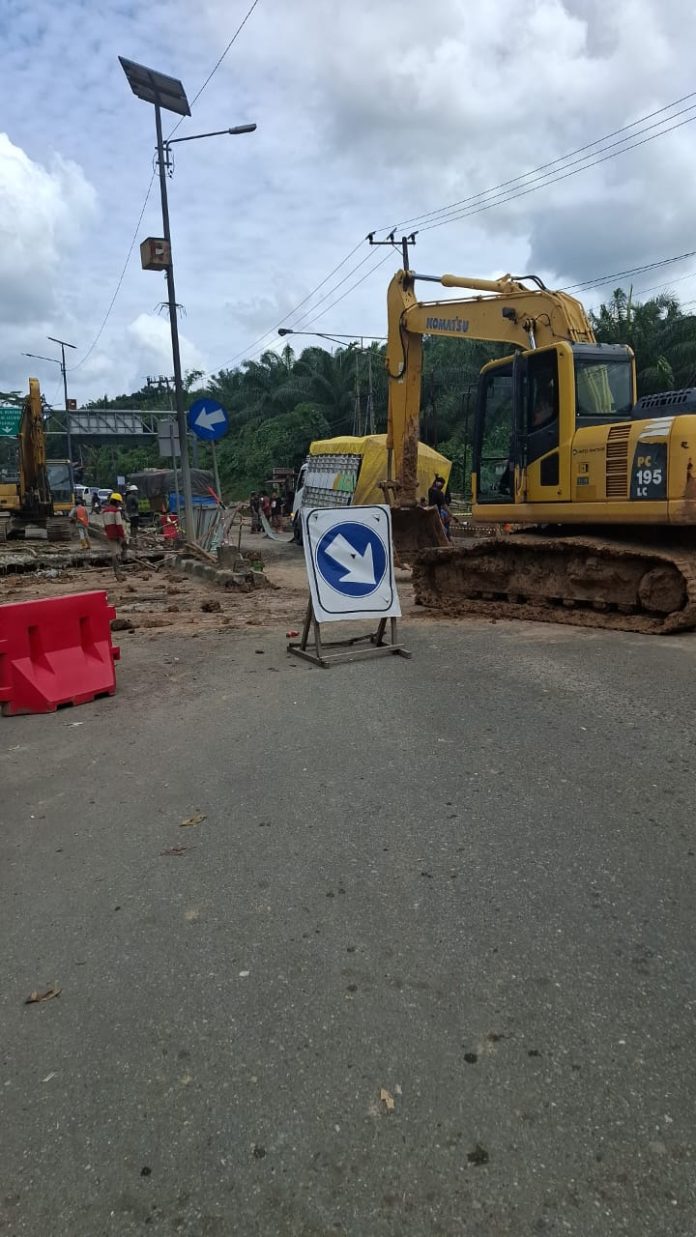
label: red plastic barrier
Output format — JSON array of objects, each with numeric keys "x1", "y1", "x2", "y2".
[{"x1": 0, "y1": 591, "x2": 120, "y2": 716}]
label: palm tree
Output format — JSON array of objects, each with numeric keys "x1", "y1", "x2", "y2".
[
  {"x1": 279, "y1": 346, "x2": 357, "y2": 433},
  {"x1": 591, "y1": 288, "x2": 696, "y2": 395}
]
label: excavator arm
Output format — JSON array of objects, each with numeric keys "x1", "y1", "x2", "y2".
[
  {"x1": 386, "y1": 269, "x2": 596, "y2": 502},
  {"x1": 18, "y1": 378, "x2": 51, "y2": 516}
]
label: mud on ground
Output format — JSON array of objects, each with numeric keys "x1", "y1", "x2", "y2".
[{"x1": 0, "y1": 533, "x2": 421, "y2": 640}]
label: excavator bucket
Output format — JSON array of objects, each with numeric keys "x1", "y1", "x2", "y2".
[{"x1": 390, "y1": 504, "x2": 449, "y2": 564}]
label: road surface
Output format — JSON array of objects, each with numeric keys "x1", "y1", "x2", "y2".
[{"x1": 2, "y1": 618, "x2": 695, "y2": 1236}]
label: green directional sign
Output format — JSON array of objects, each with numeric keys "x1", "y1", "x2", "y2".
[{"x1": 0, "y1": 406, "x2": 21, "y2": 438}]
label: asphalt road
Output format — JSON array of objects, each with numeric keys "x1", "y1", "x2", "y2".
[{"x1": 2, "y1": 617, "x2": 696, "y2": 1236}]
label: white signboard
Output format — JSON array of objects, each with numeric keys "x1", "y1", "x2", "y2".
[{"x1": 301, "y1": 505, "x2": 401, "y2": 624}]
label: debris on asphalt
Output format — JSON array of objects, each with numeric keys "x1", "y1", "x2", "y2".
[
  {"x1": 379, "y1": 1087, "x2": 396, "y2": 1113},
  {"x1": 200, "y1": 599, "x2": 222, "y2": 613},
  {"x1": 25, "y1": 983, "x2": 61, "y2": 1005},
  {"x1": 111, "y1": 617, "x2": 134, "y2": 632},
  {"x1": 161, "y1": 845, "x2": 189, "y2": 856},
  {"x1": 467, "y1": 1143, "x2": 489, "y2": 1166},
  {"x1": 252, "y1": 1144, "x2": 266, "y2": 1159},
  {"x1": 286, "y1": 629, "x2": 299, "y2": 637},
  {"x1": 180, "y1": 811, "x2": 206, "y2": 828}
]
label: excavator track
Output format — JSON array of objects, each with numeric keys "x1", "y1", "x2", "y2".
[{"x1": 412, "y1": 533, "x2": 696, "y2": 634}]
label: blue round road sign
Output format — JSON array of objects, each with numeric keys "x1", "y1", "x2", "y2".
[
  {"x1": 316, "y1": 521, "x2": 387, "y2": 598},
  {"x1": 187, "y1": 397, "x2": 229, "y2": 442}
]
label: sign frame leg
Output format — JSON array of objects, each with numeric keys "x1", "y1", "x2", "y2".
[{"x1": 287, "y1": 598, "x2": 411, "y2": 669}]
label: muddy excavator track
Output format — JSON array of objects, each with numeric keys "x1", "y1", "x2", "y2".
[{"x1": 412, "y1": 532, "x2": 696, "y2": 634}]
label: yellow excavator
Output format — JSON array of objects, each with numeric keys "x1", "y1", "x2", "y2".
[
  {"x1": 0, "y1": 378, "x2": 72, "y2": 539},
  {"x1": 385, "y1": 268, "x2": 696, "y2": 632}
]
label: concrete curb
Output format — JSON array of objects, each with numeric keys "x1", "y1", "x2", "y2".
[{"x1": 173, "y1": 556, "x2": 270, "y2": 592}]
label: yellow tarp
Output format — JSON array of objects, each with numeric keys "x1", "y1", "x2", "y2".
[{"x1": 308, "y1": 434, "x2": 452, "y2": 503}]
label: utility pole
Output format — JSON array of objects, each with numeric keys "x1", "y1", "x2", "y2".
[
  {"x1": 367, "y1": 231, "x2": 418, "y2": 270},
  {"x1": 24, "y1": 336, "x2": 77, "y2": 470},
  {"x1": 120, "y1": 56, "x2": 256, "y2": 542},
  {"x1": 366, "y1": 345, "x2": 375, "y2": 434},
  {"x1": 48, "y1": 337, "x2": 77, "y2": 468},
  {"x1": 153, "y1": 102, "x2": 196, "y2": 541}
]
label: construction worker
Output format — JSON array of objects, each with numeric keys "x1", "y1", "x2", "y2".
[
  {"x1": 102, "y1": 492, "x2": 127, "y2": 580},
  {"x1": 69, "y1": 495, "x2": 90, "y2": 550},
  {"x1": 124, "y1": 484, "x2": 141, "y2": 543}
]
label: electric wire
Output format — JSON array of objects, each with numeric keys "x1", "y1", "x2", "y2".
[
  {"x1": 167, "y1": 0, "x2": 262, "y2": 139},
  {"x1": 379, "y1": 89, "x2": 696, "y2": 233},
  {"x1": 417, "y1": 110, "x2": 696, "y2": 234},
  {"x1": 68, "y1": 172, "x2": 156, "y2": 373}
]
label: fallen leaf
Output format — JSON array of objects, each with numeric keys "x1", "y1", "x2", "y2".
[
  {"x1": 161, "y1": 845, "x2": 189, "y2": 856},
  {"x1": 379, "y1": 1087, "x2": 396, "y2": 1113},
  {"x1": 25, "y1": 984, "x2": 61, "y2": 1005},
  {"x1": 180, "y1": 811, "x2": 206, "y2": 828}
]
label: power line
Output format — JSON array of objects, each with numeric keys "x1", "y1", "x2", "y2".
[
  {"x1": 381, "y1": 89, "x2": 696, "y2": 233},
  {"x1": 563, "y1": 249, "x2": 696, "y2": 293},
  {"x1": 299, "y1": 250, "x2": 395, "y2": 330},
  {"x1": 219, "y1": 91, "x2": 696, "y2": 374},
  {"x1": 69, "y1": 171, "x2": 156, "y2": 373},
  {"x1": 219, "y1": 238, "x2": 366, "y2": 369},
  {"x1": 167, "y1": 0, "x2": 262, "y2": 139},
  {"x1": 282, "y1": 247, "x2": 383, "y2": 332},
  {"x1": 418, "y1": 109, "x2": 696, "y2": 234},
  {"x1": 67, "y1": 4, "x2": 262, "y2": 376}
]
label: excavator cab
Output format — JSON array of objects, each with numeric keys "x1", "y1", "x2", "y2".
[{"x1": 473, "y1": 342, "x2": 636, "y2": 517}]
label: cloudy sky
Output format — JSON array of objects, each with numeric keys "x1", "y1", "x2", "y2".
[{"x1": 2, "y1": 0, "x2": 696, "y2": 404}]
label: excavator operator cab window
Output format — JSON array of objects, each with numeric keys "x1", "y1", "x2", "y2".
[
  {"x1": 0, "y1": 437, "x2": 19, "y2": 484},
  {"x1": 476, "y1": 362, "x2": 514, "y2": 500},
  {"x1": 526, "y1": 349, "x2": 560, "y2": 475},
  {"x1": 527, "y1": 352, "x2": 558, "y2": 431},
  {"x1": 574, "y1": 355, "x2": 633, "y2": 422}
]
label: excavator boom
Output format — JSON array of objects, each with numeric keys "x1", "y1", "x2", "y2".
[{"x1": 386, "y1": 269, "x2": 596, "y2": 506}]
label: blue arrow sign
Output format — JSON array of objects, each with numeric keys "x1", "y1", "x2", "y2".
[
  {"x1": 187, "y1": 398, "x2": 229, "y2": 442},
  {"x1": 316, "y1": 521, "x2": 388, "y2": 598}
]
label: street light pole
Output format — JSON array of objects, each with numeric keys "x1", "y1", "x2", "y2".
[
  {"x1": 153, "y1": 101, "x2": 195, "y2": 541},
  {"x1": 119, "y1": 56, "x2": 256, "y2": 542},
  {"x1": 47, "y1": 336, "x2": 76, "y2": 470}
]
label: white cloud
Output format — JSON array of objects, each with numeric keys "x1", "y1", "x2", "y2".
[
  {"x1": 0, "y1": 133, "x2": 96, "y2": 328},
  {"x1": 126, "y1": 312, "x2": 206, "y2": 378}
]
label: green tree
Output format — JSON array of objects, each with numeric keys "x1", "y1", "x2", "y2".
[{"x1": 591, "y1": 288, "x2": 696, "y2": 395}]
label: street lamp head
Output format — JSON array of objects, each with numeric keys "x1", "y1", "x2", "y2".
[
  {"x1": 23, "y1": 352, "x2": 58, "y2": 365},
  {"x1": 228, "y1": 124, "x2": 257, "y2": 135},
  {"x1": 119, "y1": 56, "x2": 191, "y2": 117},
  {"x1": 277, "y1": 328, "x2": 293, "y2": 336}
]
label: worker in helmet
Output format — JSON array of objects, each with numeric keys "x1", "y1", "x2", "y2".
[
  {"x1": 124, "y1": 484, "x2": 141, "y2": 543},
  {"x1": 102, "y1": 492, "x2": 127, "y2": 580}
]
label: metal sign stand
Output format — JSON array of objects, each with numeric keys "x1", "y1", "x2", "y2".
[{"x1": 288, "y1": 599, "x2": 411, "y2": 669}]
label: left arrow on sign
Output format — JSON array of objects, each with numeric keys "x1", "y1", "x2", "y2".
[
  {"x1": 195, "y1": 407, "x2": 226, "y2": 430},
  {"x1": 325, "y1": 533, "x2": 376, "y2": 585}
]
